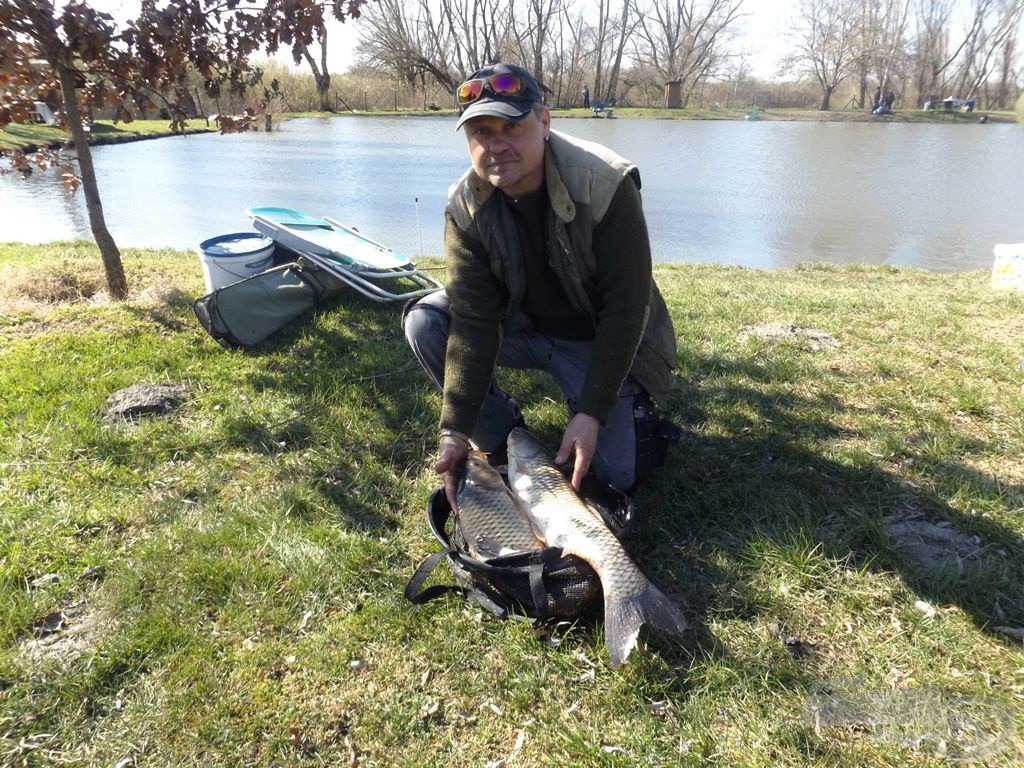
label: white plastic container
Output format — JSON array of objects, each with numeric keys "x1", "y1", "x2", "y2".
[
  {"x1": 197, "y1": 233, "x2": 275, "y2": 292},
  {"x1": 991, "y1": 243, "x2": 1024, "y2": 292}
]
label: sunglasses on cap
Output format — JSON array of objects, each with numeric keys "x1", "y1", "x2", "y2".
[{"x1": 456, "y1": 73, "x2": 526, "y2": 108}]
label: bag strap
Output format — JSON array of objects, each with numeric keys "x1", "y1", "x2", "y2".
[
  {"x1": 404, "y1": 551, "x2": 463, "y2": 604},
  {"x1": 526, "y1": 563, "x2": 548, "y2": 620},
  {"x1": 404, "y1": 549, "x2": 549, "y2": 623},
  {"x1": 295, "y1": 260, "x2": 330, "y2": 302},
  {"x1": 200, "y1": 290, "x2": 244, "y2": 348}
]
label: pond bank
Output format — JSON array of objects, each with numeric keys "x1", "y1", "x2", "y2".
[
  {"x1": 0, "y1": 118, "x2": 215, "y2": 154},
  {"x1": 3, "y1": 105, "x2": 1012, "y2": 154},
  {"x1": 322, "y1": 105, "x2": 1015, "y2": 124}
]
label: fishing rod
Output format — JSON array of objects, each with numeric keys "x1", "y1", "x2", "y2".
[{"x1": 415, "y1": 196, "x2": 424, "y2": 258}]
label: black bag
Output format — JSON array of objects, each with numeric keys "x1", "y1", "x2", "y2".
[
  {"x1": 404, "y1": 475, "x2": 633, "y2": 622},
  {"x1": 192, "y1": 255, "x2": 345, "y2": 348}
]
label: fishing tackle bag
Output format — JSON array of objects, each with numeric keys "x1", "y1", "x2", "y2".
[
  {"x1": 404, "y1": 476, "x2": 633, "y2": 622},
  {"x1": 192, "y1": 254, "x2": 346, "y2": 348}
]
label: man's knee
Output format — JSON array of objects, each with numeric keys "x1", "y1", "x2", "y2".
[{"x1": 402, "y1": 290, "x2": 450, "y2": 352}]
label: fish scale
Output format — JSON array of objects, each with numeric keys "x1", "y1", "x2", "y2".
[
  {"x1": 455, "y1": 452, "x2": 544, "y2": 561},
  {"x1": 507, "y1": 428, "x2": 688, "y2": 666}
]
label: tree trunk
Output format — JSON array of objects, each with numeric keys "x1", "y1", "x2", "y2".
[
  {"x1": 300, "y1": 25, "x2": 334, "y2": 113},
  {"x1": 820, "y1": 84, "x2": 834, "y2": 111},
  {"x1": 317, "y1": 73, "x2": 332, "y2": 112},
  {"x1": 605, "y1": 0, "x2": 632, "y2": 104},
  {"x1": 996, "y1": 38, "x2": 1013, "y2": 109},
  {"x1": 57, "y1": 63, "x2": 127, "y2": 300}
]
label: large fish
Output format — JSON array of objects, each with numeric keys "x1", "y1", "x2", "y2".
[
  {"x1": 506, "y1": 428, "x2": 688, "y2": 666},
  {"x1": 456, "y1": 451, "x2": 545, "y2": 560}
]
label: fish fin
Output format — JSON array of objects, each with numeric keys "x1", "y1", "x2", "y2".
[{"x1": 603, "y1": 582, "x2": 689, "y2": 668}]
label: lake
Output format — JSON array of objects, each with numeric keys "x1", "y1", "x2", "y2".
[{"x1": 2, "y1": 115, "x2": 1022, "y2": 271}]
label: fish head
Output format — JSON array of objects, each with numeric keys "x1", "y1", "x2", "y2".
[
  {"x1": 506, "y1": 427, "x2": 549, "y2": 496},
  {"x1": 460, "y1": 451, "x2": 507, "y2": 492},
  {"x1": 506, "y1": 427, "x2": 546, "y2": 465}
]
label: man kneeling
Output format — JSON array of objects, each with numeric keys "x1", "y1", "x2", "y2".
[{"x1": 403, "y1": 63, "x2": 678, "y2": 509}]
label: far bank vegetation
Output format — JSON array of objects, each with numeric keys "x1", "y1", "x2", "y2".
[{"x1": 216, "y1": 0, "x2": 1023, "y2": 115}]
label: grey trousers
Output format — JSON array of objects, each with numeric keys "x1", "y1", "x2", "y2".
[{"x1": 403, "y1": 290, "x2": 643, "y2": 491}]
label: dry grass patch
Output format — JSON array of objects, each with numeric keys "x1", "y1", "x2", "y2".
[
  {"x1": 0, "y1": 256, "x2": 197, "y2": 342},
  {"x1": 0, "y1": 259, "x2": 104, "y2": 306},
  {"x1": 18, "y1": 600, "x2": 109, "y2": 668}
]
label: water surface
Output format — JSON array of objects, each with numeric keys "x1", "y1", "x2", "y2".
[{"x1": 1, "y1": 116, "x2": 1021, "y2": 271}]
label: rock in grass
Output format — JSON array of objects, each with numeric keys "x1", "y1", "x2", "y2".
[
  {"x1": 883, "y1": 510, "x2": 982, "y2": 575},
  {"x1": 739, "y1": 322, "x2": 838, "y2": 352},
  {"x1": 104, "y1": 383, "x2": 189, "y2": 420}
]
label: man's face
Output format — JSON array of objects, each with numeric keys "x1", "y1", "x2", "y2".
[{"x1": 463, "y1": 108, "x2": 550, "y2": 198}]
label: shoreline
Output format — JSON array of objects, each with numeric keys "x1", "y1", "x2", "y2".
[
  {"x1": 0, "y1": 119, "x2": 215, "y2": 154},
  {"x1": 312, "y1": 105, "x2": 1014, "y2": 124},
  {"x1": 1, "y1": 106, "x2": 1012, "y2": 154},
  {"x1": 0, "y1": 240, "x2": 996, "y2": 277}
]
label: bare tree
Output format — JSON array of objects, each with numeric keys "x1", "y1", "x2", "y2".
[
  {"x1": 910, "y1": 0, "x2": 956, "y2": 105},
  {"x1": 950, "y1": 0, "x2": 1024, "y2": 105},
  {"x1": 993, "y1": 31, "x2": 1017, "y2": 106},
  {"x1": 299, "y1": 22, "x2": 334, "y2": 112},
  {"x1": 634, "y1": 0, "x2": 745, "y2": 107},
  {"x1": 547, "y1": 4, "x2": 589, "y2": 105},
  {"x1": 605, "y1": 0, "x2": 640, "y2": 103},
  {"x1": 439, "y1": 0, "x2": 513, "y2": 77},
  {"x1": 357, "y1": 0, "x2": 516, "y2": 89},
  {"x1": 591, "y1": 0, "x2": 613, "y2": 103},
  {"x1": 356, "y1": 0, "x2": 456, "y2": 89},
  {"x1": 850, "y1": 0, "x2": 911, "y2": 108},
  {"x1": 872, "y1": 0, "x2": 912, "y2": 105},
  {"x1": 782, "y1": 0, "x2": 859, "y2": 109},
  {"x1": 510, "y1": 0, "x2": 565, "y2": 86}
]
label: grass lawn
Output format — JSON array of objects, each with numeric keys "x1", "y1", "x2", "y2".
[
  {"x1": 1, "y1": 242, "x2": 1022, "y2": 766},
  {"x1": 0, "y1": 119, "x2": 214, "y2": 152}
]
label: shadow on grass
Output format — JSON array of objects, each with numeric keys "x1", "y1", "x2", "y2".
[
  {"x1": 220, "y1": 289, "x2": 432, "y2": 531},
  {"x1": 640, "y1": 350, "x2": 1024, "y2": 656}
]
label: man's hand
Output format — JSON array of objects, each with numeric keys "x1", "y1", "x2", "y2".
[
  {"x1": 434, "y1": 436, "x2": 469, "y2": 512},
  {"x1": 555, "y1": 413, "x2": 601, "y2": 491}
]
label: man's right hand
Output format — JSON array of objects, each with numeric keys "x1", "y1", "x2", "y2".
[{"x1": 434, "y1": 436, "x2": 469, "y2": 512}]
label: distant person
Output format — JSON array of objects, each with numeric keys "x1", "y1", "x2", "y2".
[
  {"x1": 582, "y1": 85, "x2": 591, "y2": 109},
  {"x1": 873, "y1": 86, "x2": 881, "y2": 110},
  {"x1": 965, "y1": 97, "x2": 976, "y2": 112},
  {"x1": 884, "y1": 90, "x2": 896, "y2": 110},
  {"x1": 403, "y1": 62, "x2": 678, "y2": 504}
]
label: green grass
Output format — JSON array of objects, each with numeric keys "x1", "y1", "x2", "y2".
[
  {"x1": 1, "y1": 242, "x2": 1023, "y2": 766},
  {"x1": 0, "y1": 119, "x2": 214, "y2": 151}
]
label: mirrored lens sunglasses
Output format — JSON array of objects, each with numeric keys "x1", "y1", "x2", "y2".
[{"x1": 457, "y1": 73, "x2": 525, "y2": 107}]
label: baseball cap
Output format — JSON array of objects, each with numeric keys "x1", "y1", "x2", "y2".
[{"x1": 454, "y1": 63, "x2": 543, "y2": 131}]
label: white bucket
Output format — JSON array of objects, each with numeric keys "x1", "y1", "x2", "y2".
[
  {"x1": 198, "y1": 233, "x2": 276, "y2": 292},
  {"x1": 991, "y1": 243, "x2": 1024, "y2": 292}
]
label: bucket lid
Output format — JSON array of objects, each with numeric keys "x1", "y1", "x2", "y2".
[{"x1": 199, "y1": 232, "x2": 274, "y2": 258}]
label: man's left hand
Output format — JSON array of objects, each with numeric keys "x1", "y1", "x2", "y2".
[{"x1": 555, "y1": 413, "x2": 601, "y2": 491}]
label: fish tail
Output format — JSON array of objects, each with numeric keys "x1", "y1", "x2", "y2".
[{"x1": 604, "y1": 582, "x2": 689, "y2": 668}]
